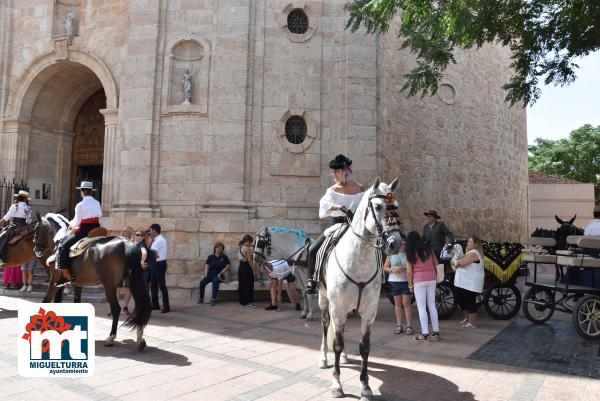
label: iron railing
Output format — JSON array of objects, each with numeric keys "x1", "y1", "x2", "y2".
[{"x1": 0, "y1": 178, "x2": 29, "y2": 218}]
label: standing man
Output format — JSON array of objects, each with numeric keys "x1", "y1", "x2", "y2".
[
  {"x1": 149, "y1": 223, "x2": 170, "y2": 313},
  {"x1": 584, "y1": 203, "x2": 600, "y2": 236},
  {"x1": 422, "y1": 209, "x2": 454, "y2": 260}
]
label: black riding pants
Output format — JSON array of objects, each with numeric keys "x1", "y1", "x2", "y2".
[
  {"x1": 307, "y1": 217, "x2": 346, "y2": 281},
  {"x1": 57, "y1": 222, "x2": 100, "y2": 269}
]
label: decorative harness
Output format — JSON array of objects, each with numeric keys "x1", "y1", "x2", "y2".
[
  {"x1": 328, "y1": 191, "x2": 402, "y2": 311},
  {"x1": 253, "y1": 228, "x2": 312, "y2": 278}
]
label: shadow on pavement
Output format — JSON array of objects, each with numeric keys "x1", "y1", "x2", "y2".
[
  {"x1": 0, "y1": 307, "x2": 18, "y2": 320},
  {"x1": 344, "y1": 359, "x2": 477, "y2": 401},
  {"x1": 94, "y1": 340, "x2": 191, "y2": 366}
]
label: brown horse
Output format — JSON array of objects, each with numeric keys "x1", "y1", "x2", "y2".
[
  {"x1": 34, "y1": 213, "x2": 152, "y2": 350},
  {"x1": 2, "y1": 216, "x2": 82, "y2": 302}
]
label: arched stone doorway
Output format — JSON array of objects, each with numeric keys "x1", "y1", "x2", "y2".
[
  {"x1": 2, "y1": 51, "x2": 118, "y2": 216},
  {"x1": 70, "y1": 89, "x2": 107, "y2": 214}
]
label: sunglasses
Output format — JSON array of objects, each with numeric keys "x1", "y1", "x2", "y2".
[{"x1": 135, "y1": 233, "x2": 144, "y2": 237}]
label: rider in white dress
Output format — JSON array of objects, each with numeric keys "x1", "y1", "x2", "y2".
[{"x1": 305, "y1": 154, "x2": 364, "y2": 294}]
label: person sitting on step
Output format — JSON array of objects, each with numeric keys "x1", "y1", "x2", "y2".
[
  {"x1": 55, "y1": 181, "x2": 102, "y2": 283},
  {"x1": 0, "y1": 190, "x2": 32, "y2": 265},
  {"x1": 304, "y1": 154, "x2": 364, "y2": 294}
]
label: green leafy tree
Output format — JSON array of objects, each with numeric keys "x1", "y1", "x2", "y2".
[
  {"x1": 529, "y1": 124, "x2": 600, "y2": 198},
  {"x1": 345, "y1": 1, "x2": 600, "y2": 106}
]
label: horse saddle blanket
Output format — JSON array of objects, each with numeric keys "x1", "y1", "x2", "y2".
[
  {"x1": 315, "y1": 223, "x2": 349, "y2": 280},
  {"x1": 7, "y1": 226, "x2": 35, "y2": 245}
]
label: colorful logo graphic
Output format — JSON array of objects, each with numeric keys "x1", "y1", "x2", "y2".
[{"x1": 18, "y1": 303, "x2": 95, "y2": 377}]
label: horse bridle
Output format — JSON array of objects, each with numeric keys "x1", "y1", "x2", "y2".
[
  {"x1": 253, "y1": 230, "x2": 272, "y2": 261},
  {"x1": 349, "y1": 192, "x2": 401, "y2": 248}
]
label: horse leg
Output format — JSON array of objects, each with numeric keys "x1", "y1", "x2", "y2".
[
  {"x1": 104, "y1": 286, "x2": 121, "y2": 347},
  {"x1": 73, "y1": 286, "x2": 82, "y2": 303},
  {"x1": 136, "y1": 328, "x2": 146, "y2": 351},
  {"x1": 318, "y1": 294, "x2": 329, "y2": 369},
  {"x1": 331, "y1": 317, "x2": 345, "y2": 398},
  {"x1": 359, "y1": 321, "x2": 374, "y2": 401},
  {"x1": 52, "y1": 287, "x2": 64, "y2": 303}
]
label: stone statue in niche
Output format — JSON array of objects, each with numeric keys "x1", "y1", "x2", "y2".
[
  {"x1": 182, "y1": 69, "x2": 192, "y2": 104},
  {"x1": 65, "y1": 9, "x2": 77, "y2": 37}
]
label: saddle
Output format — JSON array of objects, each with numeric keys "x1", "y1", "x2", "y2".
[
  {"x1": 46, "y1": 227, "x2": 108, "y2": 265},
  {"x1": 7, "y1": 227, "x2": 35, "y2": 245}
]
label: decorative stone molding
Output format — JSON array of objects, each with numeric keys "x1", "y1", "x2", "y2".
[
  {"x1": 53, "y1": 35, "x2": 72, "y2": 60},
  {"x1": 272, "y1": 109, "x2": 317, "y2": 153},
  {"x1": 161, "y1": 37, "x2": 211, "y2": 116},
  {"x1": 437, "y1": 82, "x2": 456, "y2": 105},
  {"x1": 276, "y1": 3, "x2": 318, "y2": 43}
]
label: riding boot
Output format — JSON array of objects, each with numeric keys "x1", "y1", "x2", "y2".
[{"x1": 305, "y1": 248, "x2": 319, "y2": 295}]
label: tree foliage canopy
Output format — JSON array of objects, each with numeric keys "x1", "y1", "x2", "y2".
[
  {"x1": 345, "y1": 1, "x2": 600, "y2": 106},
  {"x1": 528, "y1": 124, "x2": 600, "y2": 198}
]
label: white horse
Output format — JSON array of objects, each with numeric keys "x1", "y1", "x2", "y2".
[
  {"x1": 253, "y1": 226, "x2": 317, "y2": 322},
  {"x1": 319, "y1": 177, "x2": 401, "y2": 401}
]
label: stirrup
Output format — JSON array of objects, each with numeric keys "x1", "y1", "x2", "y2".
[{"x1": 55, "y1": 279, "x2": 73, "y2": 288}]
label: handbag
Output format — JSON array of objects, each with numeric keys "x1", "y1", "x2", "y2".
[{"x1": 433, "y1": 254, "x2": 445, "y2": 284}]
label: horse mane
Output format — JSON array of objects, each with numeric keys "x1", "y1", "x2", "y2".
[{"x1": 44, "y1": 213, "x2": 69, "y2": 233}]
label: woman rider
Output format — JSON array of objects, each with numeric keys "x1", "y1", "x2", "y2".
[
  {"x1": 0, "y1": 190, "x2": 32, "y2": 264},
  {"x1": 305, "y1": 154, "x2": 365, "y2": 294}
]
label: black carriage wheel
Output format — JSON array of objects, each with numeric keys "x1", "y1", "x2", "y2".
[
  {"x1": 572, "y1": 295, "x2": 600, "y2": 340},
  {"x1": 522, "y1": 287, "x2": 554, "y2": 324},
  {"x1": 435, "y1": 282, "x2": 457, "y2": 320},
  {"x1": 483, "y1": 282, "x2": 522, "y2": 320}
]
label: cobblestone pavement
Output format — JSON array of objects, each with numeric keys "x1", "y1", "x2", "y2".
[{"x1": 1, "y1": 294, "x2": 599, "y2": 401}]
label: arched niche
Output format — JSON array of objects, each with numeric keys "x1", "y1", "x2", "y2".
[{"x1": 162, "y1": 38, "x2": 211, "y2": 115}]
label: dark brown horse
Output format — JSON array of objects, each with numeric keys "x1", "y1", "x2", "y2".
[
  {"x1": 1, "y1": 224, "x2": 82, "y2": 302},
  {"x1": 34, "y1": 214, "x2": 151, "y2": 350}
]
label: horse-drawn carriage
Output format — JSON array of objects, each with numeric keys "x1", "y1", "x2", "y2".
[
  {"x1": 522, "y1": 235, "x2": 600, "y2": 342},
  {"x1": 433, "y1": 240, "x2": 525, "y2": 320}
]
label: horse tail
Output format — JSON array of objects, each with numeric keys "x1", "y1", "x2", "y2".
[{"x1": 123, "y1": 242, "x2": 152, "y2": 331}]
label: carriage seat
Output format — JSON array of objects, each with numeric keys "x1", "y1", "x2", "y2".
[
  {"x1": 556, "y1": 255, "x2": 600, "y2": 269},
  {"x1": 521, "y1": 237, "x2": 557, "y2": 264}
]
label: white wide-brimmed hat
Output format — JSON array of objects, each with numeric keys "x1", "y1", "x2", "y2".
[
  {"x1": 75, "y1": 181, "x2": 96, "y2": 191},
  {"x1": 13, "y1": 190, "x2": 31, "y2": 199}
]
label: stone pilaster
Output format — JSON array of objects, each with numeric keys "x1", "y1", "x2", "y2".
[
  {"x1": 112, "y1": 0, "x2": 161, "y2": 213},
  {"x1": 0, "y1": 117, "x2": 30, "y2": 181},
  {"x1": 100, "y1": 108, "x2": 118, "y2": 213}
]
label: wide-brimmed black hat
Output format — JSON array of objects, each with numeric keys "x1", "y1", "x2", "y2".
[
  {"x1": 329, "y1": 154, "x2": 352, "y2": 170},
  {"x1": 424, "y1": 209, "x2": 441, "y2": 219}
]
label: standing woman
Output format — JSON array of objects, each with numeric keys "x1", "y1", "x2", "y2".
[
  {"x1": 452, "y1": 236, "x2": 485, "y2": 328},
  {"x1": 406, "y1": 231, "x2": 440, "y2": 341},
  {"x1": 238, "y1": 234, "x2": 256, "y2": 308},
  {"x1": 133, "y1": 231, "x2": 151, "y2": 291},
  {"x1": 305, "y1": 154, "x2": 365, "y2": 294},
  {"x1": 0, "y1": 190, "x2": 32, "y2": 264},
  {"x1": 383, "y1": 234, "x2": 413, "y2": 335}
]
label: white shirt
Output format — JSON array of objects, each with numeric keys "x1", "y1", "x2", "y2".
[
  {"x1": 69, "y1": 196, "x2": 102, "y2": 228},
  {"x1": 151, "y1": 234, "x2": 168, "y2": 261},
  {"x1": 584, "y1": 219, "x2": 600, "y2": 236},
  {"x1": 2, "y1": 202, "x2": 32, "y2": 223},
  {"x1": 268, "y1": 259, "x2": 290, "y2": 280},
  {"x1": 454, "y1": 250, "x2": 485, "y2": 293},
  {"x1": 319, "y1": 189, "x2": 364, "y2": 219}
]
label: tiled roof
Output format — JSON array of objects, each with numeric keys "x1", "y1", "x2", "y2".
[{"x1": 528, "y1": 171, "x2": 584, "y2": 184}]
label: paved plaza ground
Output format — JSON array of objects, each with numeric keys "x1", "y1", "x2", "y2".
[{"x1": 1, "y1": 291, "x2": 598, "y2": 401}]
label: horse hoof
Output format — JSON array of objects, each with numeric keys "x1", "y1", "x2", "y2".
[
  {"x1": 318, "y1": 360, "x2": 328, "y2": 369},
  {"x1": 104, "y1": 340, "x2": 114, "y2": 347},
  {"x1": 331, "y1": 389, "x2": 344, "y2": 398},
  {"x1": 360, "y1": 388, "x2": 373, "y2": 401},
  {"x1": 299, "y1": 314, "x2": 306, "y2": 319},
  {"x1": 137, "y1": 339, "x2": 146, "y2": 351}
]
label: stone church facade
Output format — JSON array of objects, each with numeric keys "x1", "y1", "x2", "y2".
[{"x1": 0, "y1": 1, "x2": 527, "y2": 299}]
